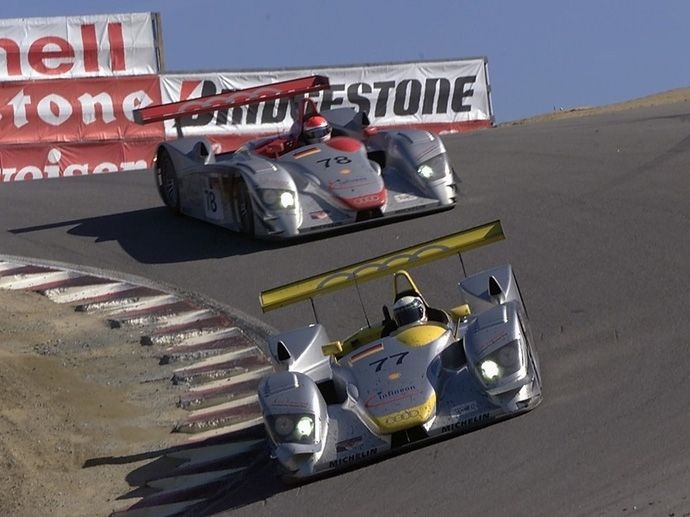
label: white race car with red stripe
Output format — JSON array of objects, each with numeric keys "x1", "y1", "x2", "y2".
[{"x1": 134, "y1": 76, "x2": 457, "y2": 240}]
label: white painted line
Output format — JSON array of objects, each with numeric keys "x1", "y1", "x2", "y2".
[
  {"x1": 155, "y1": 309, "x2": 217, "y2": 327},
  {"x1": 165, "y1": 327, "x2": 241, "y2": 348},
  {"x1": 0, "y1": 261, "x2": 21, "y2": 272},
  {"x1": 43, "y1": 281, "x2": 134, "y2": 303},
  {"x1": 184, "y1": 417, "x2": 265, "y2": 443},
  {"x1": 173, "y1": 348, "x2": 260, "y2": 375},
  {"x1": 187, "y1": 365, "x2": 273, "y2": 393},
  {"x1": 0, "y1": 270, "x2": 78, "y2": 289},
  {"x1": 128, "y1": 308, "x2": 219, "y2": 329},
  {"x1": 99, "y1": 294, "x2": 180, "y2": 315},
  {"x1": 186, "y1": 393, "x2": 259, "y2": 419}
]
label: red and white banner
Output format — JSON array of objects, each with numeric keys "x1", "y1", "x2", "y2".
[
  {"x1": 0, "y1": 75, "x2": 163, "y2": 179},
  {"x1": 0, "y1": 140, "x2": 158, "y2": 181},
  {"x1": 0, "y1": 12, "x2": 162, "y2": 81},
  {"x1": 0, "y1": 75, "x2": 163, "y2": 144},
  {"x1": 159, "y1": 58, "x2": 493, "y2": 151}
]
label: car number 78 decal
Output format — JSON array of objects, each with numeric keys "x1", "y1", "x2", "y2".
[
  {"x1": 316, "y1": 156, "x2": 351, "y2": 168},
  {"x1": 204, "y1": 178, "x2": 224, "y2": 220}
]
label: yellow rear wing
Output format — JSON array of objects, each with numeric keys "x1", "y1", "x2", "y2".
[{"x1": 259, "y1": 220, "x2": 505, "y2": 312}]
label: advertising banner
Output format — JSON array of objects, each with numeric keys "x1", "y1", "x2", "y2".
[
  {"x1": 0, "y1": 75, "x2": 163, "y2": 144},
  {"x1": 0, "y1": 140, "x2": 157, "y2": 181},
  {"x1": 0, "y1": 12, "x2": 162, "y2": 81},
  {"x1": 159, "y1": 58, "x2": 493, "y2": 151}
]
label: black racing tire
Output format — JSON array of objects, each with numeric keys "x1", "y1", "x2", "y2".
[
  {"x1": 155, "y1": 148, "x2": 181, "y2": 214},
  {"x1": 236, "y1": 177, "x2": 255, "y2": 236}
]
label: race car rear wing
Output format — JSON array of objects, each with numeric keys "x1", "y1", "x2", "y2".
[
  {"x1": 133, "y1": 75, "x2": 330, "y2": 126},
  {"x1": 260, "y1": 220, "x2": 505, "y2": 312}
]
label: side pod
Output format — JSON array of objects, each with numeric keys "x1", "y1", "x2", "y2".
[
  {"x1": 458, "y1": 264, "x2": 521, "y2": 314},
  {"x1": 267, "y1": 324, "x2": 333, "y2": 383}
]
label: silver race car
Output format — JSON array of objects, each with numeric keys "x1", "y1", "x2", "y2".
[
  {"x1": 134, "y1": 76, "x2": 457, "y2": 240},
  {"x1": 257, "y1": 221, "x2": 542, "y2": 479}
]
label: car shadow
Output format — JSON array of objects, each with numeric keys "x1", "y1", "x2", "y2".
[{"x1": 9, "y1": 207, "x2": 278, "y2": 263}]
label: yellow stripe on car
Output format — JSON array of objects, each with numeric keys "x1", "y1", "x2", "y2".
[{"x1": 393, "y1": 324, "x2": 447, "y2": 347}]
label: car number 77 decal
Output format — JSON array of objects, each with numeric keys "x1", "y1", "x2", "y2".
[{"x1": 369, "y1": 352, "x2": 409, "y2": 372}]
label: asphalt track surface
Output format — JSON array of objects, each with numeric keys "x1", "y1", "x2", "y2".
[{"x1": 2, "y1": 102, "x2": 690, "y2": 516}]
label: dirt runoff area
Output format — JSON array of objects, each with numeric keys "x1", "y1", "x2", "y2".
[{"x1": 0, "y1": 288, "x2": 187, "y2": 517}]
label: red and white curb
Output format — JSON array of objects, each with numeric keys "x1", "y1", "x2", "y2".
[{"x1": 0, "y1": 259, "x2": 277, "y2": 515}]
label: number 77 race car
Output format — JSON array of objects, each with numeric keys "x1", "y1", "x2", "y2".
[
  {"x1": 133, "y1": 75, "x2": 457, "y2": 240},
  {"x1": 256, "y1": 220, "x2": 543, "y2": 479}
]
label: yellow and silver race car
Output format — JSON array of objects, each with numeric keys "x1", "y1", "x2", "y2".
[{"x1": 257, "y1": 221, "x2": 543, "y2": 479}]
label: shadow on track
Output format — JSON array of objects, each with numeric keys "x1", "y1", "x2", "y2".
[{"x1": 9, "y1": 207, "x2": 278, "y2": 263}]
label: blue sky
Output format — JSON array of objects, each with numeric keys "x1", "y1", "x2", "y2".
[{"x1": 2, "y1": 1, "x2": 689, "y2": 122}]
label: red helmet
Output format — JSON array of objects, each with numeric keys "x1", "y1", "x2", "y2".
[{"x1": 303, "y1": 115, "x2": 331, "y2": 143}]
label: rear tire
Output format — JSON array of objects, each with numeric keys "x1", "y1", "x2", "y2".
[
  {"x1": 155, "y1": 149, "x2": 181, "y2": 214},
  {"x1": 236, "y1": 177, "x2": 255, "y2": 236}
]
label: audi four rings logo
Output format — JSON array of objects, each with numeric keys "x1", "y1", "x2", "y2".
[
  {"x1": 350, "y1": 194, "x2": 384, "y2": 206},
  {"x1": 315, "y1": 243, "x2": 451, "y2": 290},
  {"x1": 384, "y1": 408, "x2": 420, "y2": 425}
]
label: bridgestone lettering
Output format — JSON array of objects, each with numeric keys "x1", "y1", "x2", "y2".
[{"x1": 173, "y1": 76, "x2": 478, "y2": 127}]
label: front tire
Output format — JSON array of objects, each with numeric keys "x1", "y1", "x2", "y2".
[{"x1": 155, "y1": 148, "x2": 181, "y2": 214}]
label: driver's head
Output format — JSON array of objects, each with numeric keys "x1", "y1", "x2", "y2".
[
  {"x1": 303, "y1": 115, "x2": 331, "y2": 144},
  {"x1": 393, "y1": 295, "x2": 427, "y2": 327}
]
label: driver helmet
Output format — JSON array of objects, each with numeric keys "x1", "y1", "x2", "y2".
[
  {"x1": 303, "y1": 115, "x2": 332, "y2": 144},
  {"x1": 393, "y1": 295, "x2": 427, "y2": 327}
]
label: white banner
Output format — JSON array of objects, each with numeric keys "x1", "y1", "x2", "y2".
[
  {"x1": 159, "y1": 58, "x2": 493, "y2": 141},
  {"x1": 0, "y1": 12, "x2": 162, "y2": 81}
]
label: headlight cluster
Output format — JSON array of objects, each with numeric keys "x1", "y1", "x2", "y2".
[
  {"x1": 259, "y1": 189, "x2": 296, "y2": 209},
  {"x1": 476, "y1": 339, "x2": 524, "y2": 386},
  {"x1": 268, "y1": 413, "x2": 316, "y2": 443},
  {"x1": 416, "y1": 154, "x2": 451, "y2": 181}
]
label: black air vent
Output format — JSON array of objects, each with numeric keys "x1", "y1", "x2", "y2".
[
  {"x1": 489, "y1": 276, "x2": 503, "y2": 297},
  {"x1": 276, "y1": 341, "x2": 291, "y2": 362}
]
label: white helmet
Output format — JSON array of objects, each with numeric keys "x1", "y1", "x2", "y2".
[
  {"x1": 303, "y1": 115, "x2": 331, "y2": 144},
  {"x1": 393, "y1": 295, "x2": 426, "y2": 327}
]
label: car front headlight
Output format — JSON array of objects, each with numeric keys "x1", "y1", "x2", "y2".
[
  {"x1": 268, "y1": 413, "x2": 316, "y2": 443},
  {"x1": 476, "y1": 339, "x2": 524, "y2": 387},
  {"x1": 416, "y1": 153, "x2": 451, "y2": 181},
  {"x1": 260, "y1": 189, "x2": 296, "y2": 209}
]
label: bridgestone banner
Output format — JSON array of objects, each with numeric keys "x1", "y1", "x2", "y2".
[
  {"x1": 0, "y1": 75, "x2": 163, "y2": 143},
  {"x1": 0, "y1": 12, "x2": 162, "y2": 81},
  {"x1": 159, "y1": 58, "x2": 493, "y2": 151}
]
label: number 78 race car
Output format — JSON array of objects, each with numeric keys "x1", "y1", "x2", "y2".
[
  {"x1": 133, "y1": 76, "x2": 457, "y2": 240},
  {"x1": 257, "y1": 220, "x2": 543, "y2": 479}
]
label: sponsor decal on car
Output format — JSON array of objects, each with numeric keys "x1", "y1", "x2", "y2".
[
  {"x1": 335, "y1": 436, "x2": 363, "y2": 453},
  {"x1": 292, "y1": 147, "x2": 321, "y2": 159},
  {"x1": 350, "y1": 343, "x2": 384, "y2": 363},
  {"x1": 365, "y1": 384, "x2": 418, "y2": 409},
  {"x1": 328, "y1": 447, "x2": 378, "y2": 468},
  {"x1": 450, "y1": 401, "x2": 478, "y2": 419},
  {"x1": 309, "y1": 210, "x2": 329, "y2": 220},
  {"x1": 394, "y1": 193, "x2": 419, "y2": 203},
  {"x1": 204, "y1": 177, "x2": 224, "y2": 220},
  {"x1": 441, "y1": 412, "x2": 491, "y2": 434}
]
